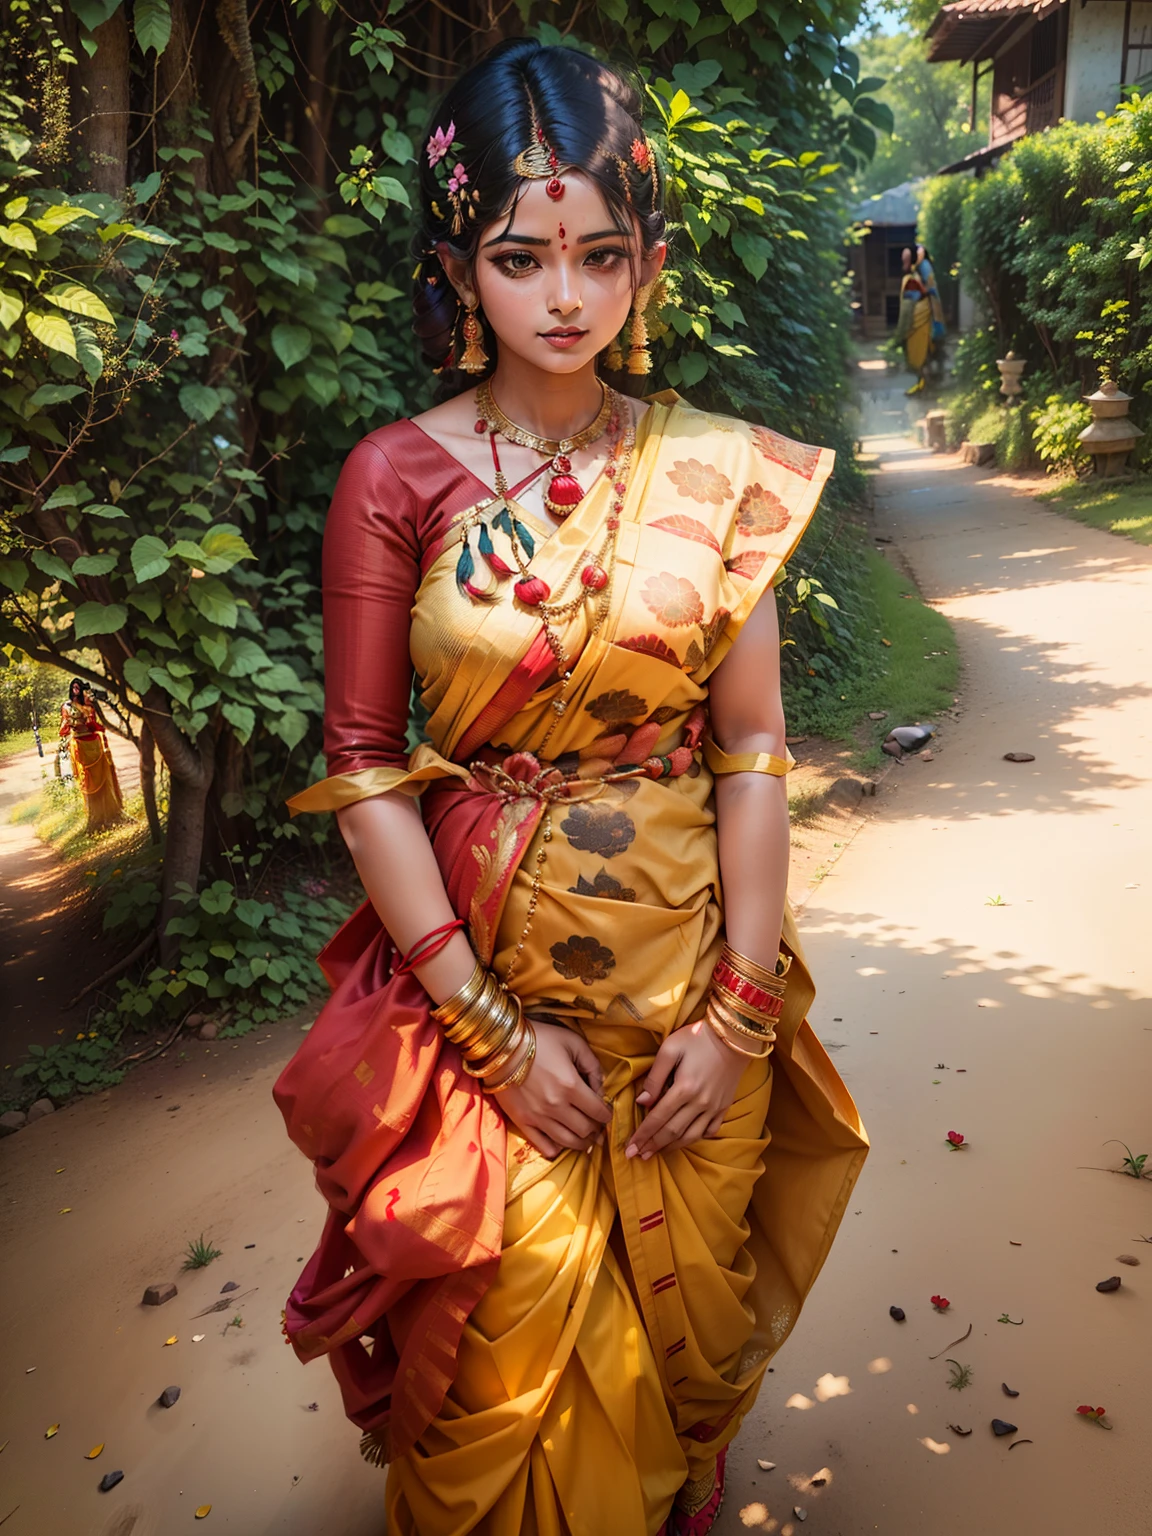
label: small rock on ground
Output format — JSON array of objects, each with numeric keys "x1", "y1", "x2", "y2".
[
  {"x1": 142, "y1": 1282, "x2": 178, "y2": 1307},
  {"x1": 199, "y1": 1023, "x2": 219, "y2": 1041},
  {"x1": 26, "y1": 1098, "x2": 55, "y2": 1122},
  {"x1": 0, "y1": 1110, "x2": 28, "y2": 1135},
  {"x1": 158, "y1": 1385, "x2": 181, "y2": 1408}
]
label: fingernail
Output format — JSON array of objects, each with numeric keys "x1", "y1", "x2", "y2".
[
  {"x1": 641, "y1": 1151, "x2": 652, "y2": 1161},
  {"x1": 637, "y1": 1092, "x2": 650, "y2": 1105},
  {"x1": 625, "y1": 1144, "x2": 637, "y2": 1158}
]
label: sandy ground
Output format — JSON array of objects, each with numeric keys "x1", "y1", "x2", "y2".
[
  {"x1": 723, "y1": 371, "x2": 1152, "y2": 1534},
  {"x1": 1, "y1": 368, "x2": 1150, "y2": 1534},
  {"x1": 1, "y1": 729, "x2": 141, "y2": 1061}
]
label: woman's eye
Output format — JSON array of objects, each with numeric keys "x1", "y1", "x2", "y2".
[
  {"x1": 585, "y1": 247, "x2": 626, "y2": 268},
  {"x1": 495, "y1": 251, "x2": 538, "y2": 274}
]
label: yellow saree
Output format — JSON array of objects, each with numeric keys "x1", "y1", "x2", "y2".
[{"x1": 288, "y1": 393, "x2": 868, "y2": 1534}]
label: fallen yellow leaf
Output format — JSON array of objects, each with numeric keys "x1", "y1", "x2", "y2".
[
  {"x1": 195, "y1": 1505, "x2": 212, "y2": 1518},
  {"x1": 55, "y1": 1167, "x2": 65, "y2": 1173},
  {"x1": 0, "y1": 1440, "x2": 9, "y2": 1454},
  {"x1": 192, "y1": 1333, "x2": 205, "y2": 1343},
  {"x1": 59, "y1": 1208, "x2": 72, "y2": 1215},
  {"x1": 86, "y1": 1443, "x2": 104, "y2": 1459},
  {"x1": 164, "y1": 1335, "x2": 178, "y2": 1346},
  {"x1": 880, "y1": 637, "x2": 892, "y2": 647},
  {"x1": 45, "y1": 1424, "x2": 59, "y2": 1438}
]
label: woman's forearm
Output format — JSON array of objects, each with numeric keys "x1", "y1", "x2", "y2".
[
  {"x1": 336, "y1": 794, "x2": 477, "y2": 1005},
  {"x1": 714, "y1": 761, "x2": 790, "y2": 970}
]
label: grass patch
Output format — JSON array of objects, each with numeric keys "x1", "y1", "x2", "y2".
[
  {"x1": 1035, "y1": 477, "x2": 1152, "y2": 546},
  {"x1": 788, "y1": 550, "x2": 958, "y2": 768},
  {"x1": 10, "y1": 776, "x2": 148, "y2": 867},
  {"x1": 0, "y1": 729, "x2": 36, "y2": 759},
  {"x1": 788, "y1": 785, "x2": 829, "y2": 825}
]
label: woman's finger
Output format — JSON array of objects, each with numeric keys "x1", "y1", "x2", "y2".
[
  {"x1": 548, "y1": 1103, "x2": 605, "y2": 1144},
  {"x1": 627, "y1": 1083, "x2": 689, "y2": 1158},
  {"x1": 537, "y1": 1117, "x2": 597, "y2": 1152},
  {"x1": 662, "y1": 1111, "x2": 713, "y2": 1153},
  {"x1": 636, "y1": 1037, "x2": 683, "y2": 1108},
  {"x1": 704, "y1": 1110, "x2": 726, "y2": 1138},
  {"x1": 564, "y1": 1031, "x2": 605, "y2": 1098},
  {"x1": 635, "y1": 1101, "x2": 701, "y2": 1159}
]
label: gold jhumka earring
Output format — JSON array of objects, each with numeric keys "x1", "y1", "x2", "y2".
[
  {"x1": 627, "y1": 280, "x2": 654, "y2": 375},
  {"x1": 459, "y1": 294, "x2": 488, "y2": 374}
]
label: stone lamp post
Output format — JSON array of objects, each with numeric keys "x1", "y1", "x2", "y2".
[
  {"x1": 1078, "y1": 377, "x2": 1143, "y2": 478},
  {"x1": 996, "y1": 350, "x2": 1026, "y2": 400}
]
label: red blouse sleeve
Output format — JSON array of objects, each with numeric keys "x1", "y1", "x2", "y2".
[{"x1": 321, "y1": 436, "x2": 420, "y2": 777}]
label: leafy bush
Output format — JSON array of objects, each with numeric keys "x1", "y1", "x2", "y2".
[{"x1": 1031, "y1": 390, "x2": 1092, "y2": 475}]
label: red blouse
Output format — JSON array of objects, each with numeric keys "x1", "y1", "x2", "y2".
[{"x1": 321, "y1": 420, "x2": 510, "y2": 779}]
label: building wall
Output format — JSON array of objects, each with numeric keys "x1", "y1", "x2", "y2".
[{"x1": 1065, "y1": 0, "x2": 1152, "y2": 121}]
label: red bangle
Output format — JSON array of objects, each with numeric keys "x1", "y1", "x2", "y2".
[
  {"x1": 393, "y1": 918, "x2": 467, "y2": 977},
  {"x1": 711, "y1": 961, "x2": 782, "y2": 1015}
]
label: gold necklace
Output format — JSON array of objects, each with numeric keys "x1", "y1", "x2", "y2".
[{"x1": 475, "y1": 378, "x2": 614, "y2": 519}]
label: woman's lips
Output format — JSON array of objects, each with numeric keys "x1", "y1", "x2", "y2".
[{"x1": 541, "y1": 330, "x2": 588, "y2": 349}]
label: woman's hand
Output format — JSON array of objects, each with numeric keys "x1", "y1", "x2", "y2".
[
  {"x1": 625, "y1": 1019, "x2": 747, "y2": 1160},
  {"x1": 496, "y1": 1020, "x2": 612, "y2": 1159}
]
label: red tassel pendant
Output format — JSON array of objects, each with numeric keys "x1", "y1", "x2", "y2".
[
  {"x1": 581, "y1": 564, "x2": 608, "y2": 591},
  {"x1": 514, "y1": 576, "x2": 551, "y2": 606}
]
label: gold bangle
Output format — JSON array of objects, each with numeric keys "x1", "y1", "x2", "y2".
[
  {"x1": 454, "y1": 989, "x2": 519, "y2": 1062},
  {"x1": 720, "y1": 943, "x2": 788, "y2": 992},
  {"x1": 710, "y1": 982, "x2": 780, "y2": 1032},
  {"x1": 471, "y1": 999, "x2": 526, "y2": 1079},
  {"x1": 709, "y1": 992, "x2": 776, "y2": 1041},
  {"x1": 706, "y1": 1010, "x2": 772, "y2": 1059},
  {"x1": 488, "y1": 1026, "x2": 537, "y2": 1091},
  {"x1": 433, "y1": 961, "x2": 487, "y2": 1026},
  {"x1": 443, "y1": 974, "x2": 507, "y2": 1049}
]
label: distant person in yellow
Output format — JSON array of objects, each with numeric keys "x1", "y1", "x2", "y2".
[
  {"x1": 895, "y1": 245, "x2": 933, "y2": 394},
  {"x1": 58, "y1": 678, "x2": 125, "y2": 831}
]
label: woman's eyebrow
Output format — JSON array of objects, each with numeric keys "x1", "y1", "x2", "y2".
[{"x1": 481, "y1": 228, "x2": 632, "y2": 249}]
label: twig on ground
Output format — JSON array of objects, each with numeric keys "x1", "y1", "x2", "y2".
[
  {"x1": 929, "y1": 1323, "x2": 973, "y2": 1361},
  {"x1": 67, "y1": 931, "x2": 156, "y2": 1008}
]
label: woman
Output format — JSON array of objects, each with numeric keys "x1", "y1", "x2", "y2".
[
  {"x1": 895, "y1": 246, "x2": 932, "y2": 395},
  {"x1": 58, "y1": 677, "x2": 125, "y2": 831},
  {"x1": 916, "y1": 243, "x2": 947, "y2": 344},
  {"x1": 275, "y1": 39, "x2": 866, "y2": 1536}
]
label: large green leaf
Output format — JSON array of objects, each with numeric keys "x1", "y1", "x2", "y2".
[
  {"x1": 72, "y1": 552, "x2": 118, "y2": 576},
  {"x1": 74, "y1": 602, "x2": 128, "y2": 638},
  {"x1": 199, "y1": 526, "x2": 255, "y2": 570},
  {"x1": 188, "y1": 577, "x2": 238, "y2": 628},
  {"x1": 31, "y1": 204, "x2": 99, "y2": 235},
  {"x1": 30, "y1": 548, "x2": 77, "y2": 586},
  {"x1": 134, "y1": 0, "x2": 172, "y2": 54},
  {"x1": 27, "y1": 383, "x2": 86, "y2": 408},
  {"x1": 178, "y1": 383, "x2": 222, "y2": 422},
  {"x1": 25, "y1": 311, "x2": 77, "y2": 359},
  {"x1": 45, "y1": 283, "x2": 116, "y2": 326},
  {"x1": 0, "y1": 288, "x2": 24, "y2": 329},
  {"x1": 222, "y1": 701, "x2": 255, "y2": 742},
  {"x1": 223, "y1": 636, "x2": 271, "y2": 676},
  {"x1": 268, "y1": 706, "x2": 309, "y2": 750},
  {"x1": 122, "y1": 657, "x2": 153, "y2": 695},
  {"x1": 0, "y1": 222, "x2": 36, "y2": 253},
  {"x1": 271, "y1": 323, "x2": 312, "y2": 369},
  {"x1": 131, "y1": 534, "x2": 171, "y2": 583},
  {"x1": 0, "y1": 558, "x2": 29, "y2": 592}
]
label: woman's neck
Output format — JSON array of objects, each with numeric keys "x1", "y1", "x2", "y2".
[{"x1": 485, "y1": 359, "x2": 606, "y2": 442}]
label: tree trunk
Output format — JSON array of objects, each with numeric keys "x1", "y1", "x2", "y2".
[
  {"x1": 71, "y1": 7, "x2": 131, "y2": 195},
  {"x1": 159, "y1": 763, "x2": 214, "y2": 966},
  {"x1": 139, "y1": 721, "x2": 161, "y2": 844}
]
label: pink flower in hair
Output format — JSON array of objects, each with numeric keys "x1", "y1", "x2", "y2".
[
  {"x1": 447, "y1": 163, "x2": 469, "y2": 195},
  {"x1": 426, "y1": 122, "x2": 456, "y2": 167}
]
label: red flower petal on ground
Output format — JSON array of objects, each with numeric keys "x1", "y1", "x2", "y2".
[
  {"x1": 947, "y1": 1130, "x2": 965, "y2": 1146},
  {"x1": 930, "y1": 1294, "x2": 950, "y2": 1310}
]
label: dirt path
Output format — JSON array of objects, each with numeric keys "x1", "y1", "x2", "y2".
[
  {"x1": 2, "y1": 376, "x2": 1150, "y2": 1534},
  {"x1": 1, "y1": 732, "x2": 141, "y2": 1068},
  {"x1": 724, "y1": 370, "x2": 1152, "y2": 1533}
]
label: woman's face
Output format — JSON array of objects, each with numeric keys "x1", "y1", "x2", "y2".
[
  {"x1": 70, "y1": 682, "x2": 83, "y2": 702},
  {"x1": 449, "y1": 172, "x2": 666, "y2": 376}
]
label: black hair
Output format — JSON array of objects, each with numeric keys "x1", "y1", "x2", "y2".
[
  {"x1": 411, "y1": 39, "x2": 666, "y2": 397},
  {"x1": 68, "y1": 677, "x2": 86, "y2": 701}
]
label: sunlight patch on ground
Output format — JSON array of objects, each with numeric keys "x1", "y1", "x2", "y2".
[
  {"x1": 906, "y1": 1403, "x2": 919, "y2": 1414},
  {"x1": 867, "y1": 1357, "x2": 892, "y2": 1373},
  {"x1": 919, "y1": 1437, "x2": 951, "y2": 1454},
  {"x1": 784, "y1": 1393, "x2": 815, "y2": 1410},
  {"x1": 813, "y1": 1373, "x2": 851, "y2": 1402}
]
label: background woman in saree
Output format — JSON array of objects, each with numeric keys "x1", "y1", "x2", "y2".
[
  {"x1": 58, "y1": 677, "x2": 125, "y2": 831},
  {"x1": 275, "y1": 39, "x2": 866, "y2": 1536}
]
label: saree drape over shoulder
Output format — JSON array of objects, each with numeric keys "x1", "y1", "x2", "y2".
[{"x1": 274, "y1": 394, "x2": 867, "y2": 1536}]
